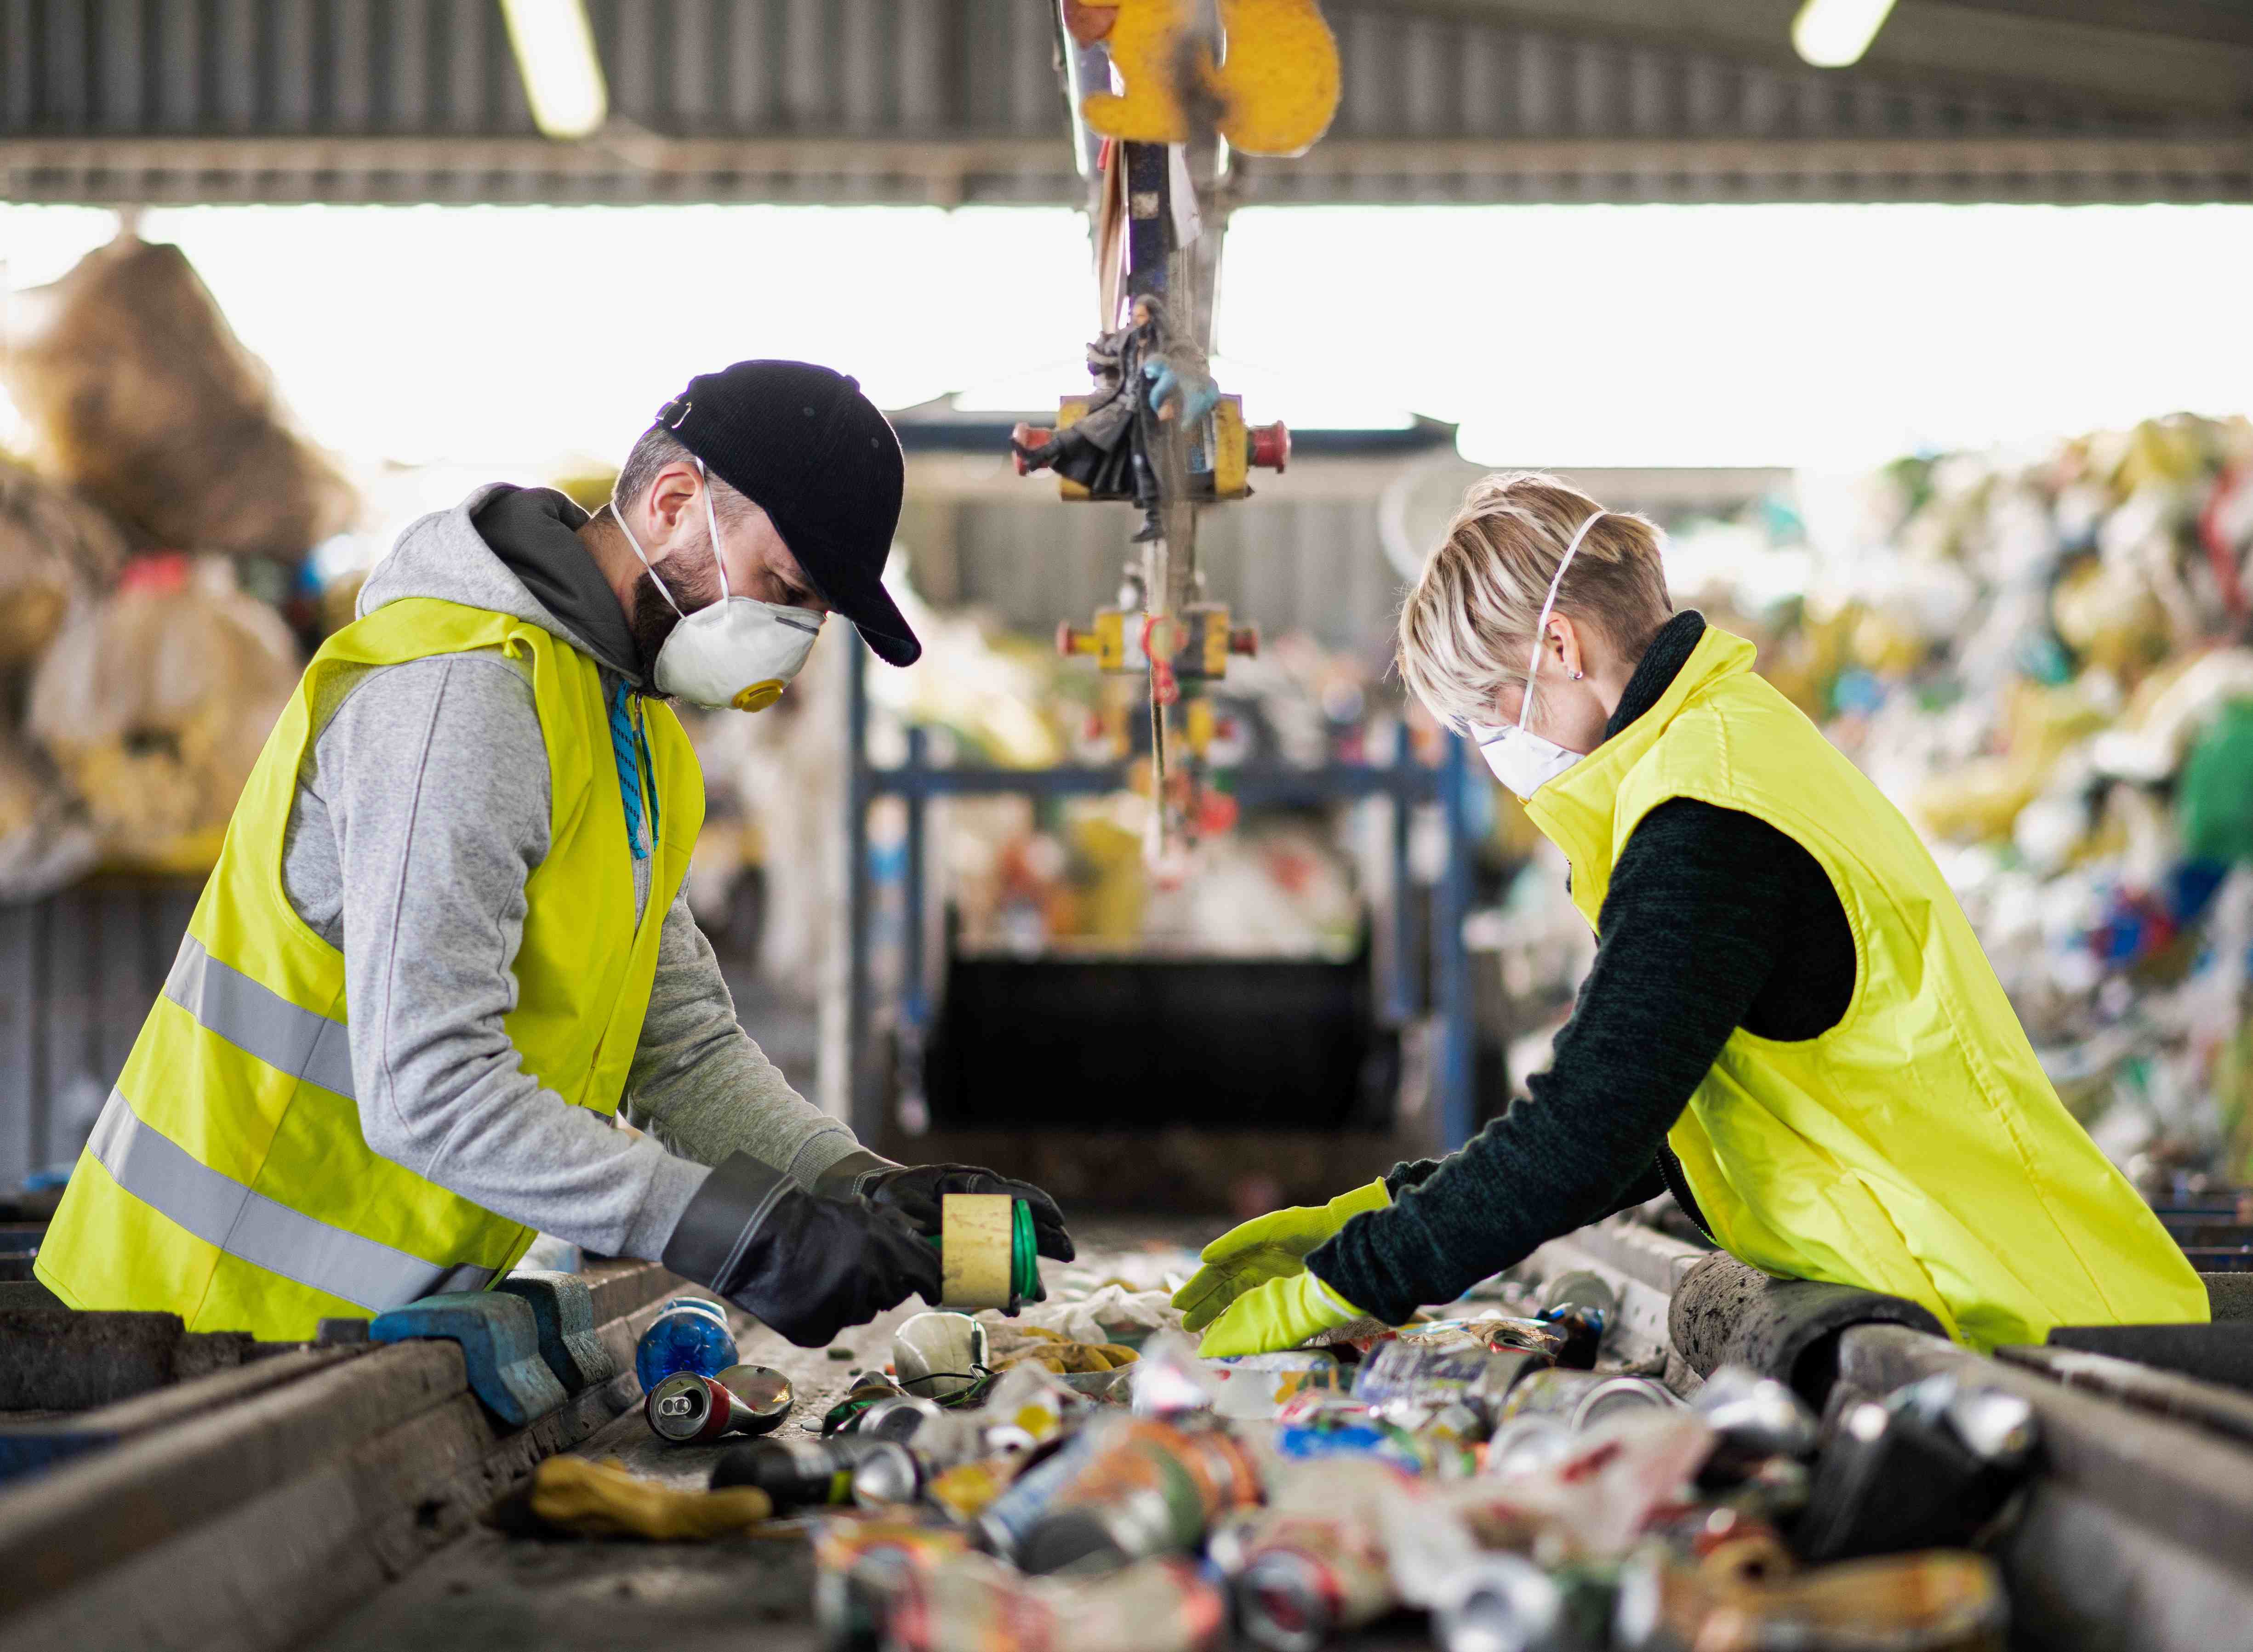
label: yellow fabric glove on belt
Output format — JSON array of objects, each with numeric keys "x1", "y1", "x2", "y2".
[
  {"x1": 1172, "y1": 1178, "x2": 1391, "y2": 1333},
  {"x1": 1196, "y1": 1269, "x2": 1367, "y2": 1358}
]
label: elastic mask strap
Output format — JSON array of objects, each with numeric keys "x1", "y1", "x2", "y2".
[
  {"x1": 606, "y1": 498, "x2": 687, "y2": 621},
  {"x1": 1521, "y1": 509, "x2": 1607, "y2": 730},
  {"x1": 696, "y1": 457, "x2": 734, "y2": 603}
]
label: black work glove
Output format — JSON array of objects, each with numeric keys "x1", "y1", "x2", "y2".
[
  {"x1": 663, "y1": 1153, "x2": 943, "y2": 1348},
  {"x1": 816, "y1": 1149, "x2": 1077, "y2": 1263}
]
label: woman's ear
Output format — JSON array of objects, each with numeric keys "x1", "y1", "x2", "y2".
[{"x1": 1549, "y1": 614, "x2": 1586, "y2": 681}]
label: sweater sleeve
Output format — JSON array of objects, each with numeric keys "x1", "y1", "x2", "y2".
[
  {"x1": 622, "y1": 889, "x2": 861, "y2": 1186},
  {"x1": 317, "y1": 655, "x2": 707, "y2": 1263},
  {"x1": 1308, "y1": 798, "x2": 1810, "y2": 1322}
]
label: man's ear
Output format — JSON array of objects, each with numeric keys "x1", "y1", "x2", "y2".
[{"x1": 646, "y1": 461, "x2": 702, "y2": 538}]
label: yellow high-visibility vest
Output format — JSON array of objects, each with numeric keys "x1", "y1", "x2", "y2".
[
  {"x1": 1525, "y1": 625, "x2": 2205, "y2": 1350},
  {"x1": 37, "y1": 598, "x2": 703, "y2": 1340}
]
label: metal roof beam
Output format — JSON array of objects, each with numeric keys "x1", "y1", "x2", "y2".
[{"x1": 6, "y1": 132, "x2": 2246, "y2": 207}]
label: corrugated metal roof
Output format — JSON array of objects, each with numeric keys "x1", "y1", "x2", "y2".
[{"x1": 1, "y1": 0, "x2": 2247, "y2": 205}]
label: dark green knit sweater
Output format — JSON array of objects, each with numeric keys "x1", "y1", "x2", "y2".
[{"x1": 1306, "y1": 612, "x2": 1857, "y2": 1322}]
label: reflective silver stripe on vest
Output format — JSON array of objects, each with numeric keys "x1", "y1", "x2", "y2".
[
  {"x1": 87, "y1": 1088, "x2": 496, "y2": 1312},
  {"x1": 165, "y1": 934, "x2": 357, "y2": 1100}
]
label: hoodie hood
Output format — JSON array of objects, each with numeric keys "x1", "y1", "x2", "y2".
[{"x1": 359, "y1": 484, "x2": 646, "y2": 685}]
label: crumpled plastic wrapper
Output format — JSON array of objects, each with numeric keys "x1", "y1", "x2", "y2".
[
  {"x1": 982, "y1": 1322, "x2": 1141, "y2": 1375},
  {"x1": 981, "y1": 1283, "x2": 1184, "y2": 1349}
]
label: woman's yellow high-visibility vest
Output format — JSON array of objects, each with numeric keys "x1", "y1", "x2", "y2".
[
  {"x1": 36, "y1": 598, "x2": 704, "y2": 1341},
  {"x1": 1524, "y1": 625, "x2": 2206, "y2": 1350}
]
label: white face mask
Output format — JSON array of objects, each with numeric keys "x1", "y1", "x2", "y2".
[
  {"x1": 608, "y1": 459, "x2": 825, "y2": 712},
  {"x1": 1475, "y1": 510, "x2": 1607, "y2": 802}
]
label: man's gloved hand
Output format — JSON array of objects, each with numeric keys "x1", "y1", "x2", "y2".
[
  {"x1": 1195, "y1": 1270, "x2": 1369, "y2": 1358},
  {"x1": 1172, "y1": 1178, "x2": 1390, "y2": 1333},
  {"x1": 816, "y1": 1150, "x2": 1076, "y2": 1264},
  {"x1": 663, "y1": 1152, "x2": 942, "y2": 1348}
]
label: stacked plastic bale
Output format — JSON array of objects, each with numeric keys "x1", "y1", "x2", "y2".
[{"x1": 0, "y1": 234, "x2": 360, "y2": 885}]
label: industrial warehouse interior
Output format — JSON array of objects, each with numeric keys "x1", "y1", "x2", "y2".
[{"x1": 4, "y1": 1, "x2": 2253, "y2": 1648}]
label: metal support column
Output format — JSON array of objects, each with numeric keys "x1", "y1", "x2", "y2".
[
  {"x1": 898, "y1": 724, "x2": 930, "y2": 1104},
  {"x1": 1387, "y1": 726, "x2": 1417, "y2": 1025},
  {"x1": 1437, "y1": 732, "x2": 1477, "y2": 1149},
  {"x1": 844, "y1": 636, "x2": 876, "y2": 1141}
]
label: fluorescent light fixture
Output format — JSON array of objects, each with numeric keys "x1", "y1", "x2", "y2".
[
  {"x1": 501, "y1": 0, "x2": 608, "y2": 140},
  {"x1": 1791, "y1": 0, "x2": 1898, "y2": 68}
]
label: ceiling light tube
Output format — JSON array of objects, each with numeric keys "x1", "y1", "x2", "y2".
[
  {"x1": 501, "y1": 0, "x2": 609, "y2": 140},
  {"x1": 1791, "y1": 0, "x2": 1898, "y2": 68}
]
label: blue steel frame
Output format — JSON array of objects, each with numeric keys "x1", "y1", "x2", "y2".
[{"x1": 842, "y1": 637, "x2": 1480, "y2": 1150}]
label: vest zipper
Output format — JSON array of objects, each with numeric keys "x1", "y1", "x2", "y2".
[{"x1": 1656, "y1": 1142, "x2": 1715, "y2": 1242}]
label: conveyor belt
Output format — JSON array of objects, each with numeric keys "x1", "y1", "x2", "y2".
[{"x1": 7, "y1": 1217, "x2": 2253, "y2": 1652}]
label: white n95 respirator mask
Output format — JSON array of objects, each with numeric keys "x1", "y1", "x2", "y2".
[
  {"x1": 607, "y1": 459, "x2": 825, "y2": 712},
  {"x1": 1474, "y1": 509, "x2": 1607, "y2": 802}
]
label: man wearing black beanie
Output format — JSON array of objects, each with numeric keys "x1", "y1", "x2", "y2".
[{"x1": 42, "y1": 361, "x2": 1075, "y2": 1348}]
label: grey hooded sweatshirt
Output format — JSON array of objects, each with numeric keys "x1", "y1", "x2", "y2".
[{"x1": 275, "y1": 485, "x2": 861, "y2": 1263}]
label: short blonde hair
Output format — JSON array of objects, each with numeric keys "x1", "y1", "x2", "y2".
[{"x1": 1397, "y1": 472, "x2": 1672, "y2": 730}]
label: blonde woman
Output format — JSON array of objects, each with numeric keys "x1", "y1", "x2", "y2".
[{"x1": 1183, "y1": 472, "x2": 2207, "y2": 1357}]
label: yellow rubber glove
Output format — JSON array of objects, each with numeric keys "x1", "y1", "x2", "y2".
[
  {"x1": 1195, "y1": 1270, "x2": 1368, "y2": 1358},
  {"x1": 1172, "y1": 1179, "x2": 1390, "y2": 1333}
]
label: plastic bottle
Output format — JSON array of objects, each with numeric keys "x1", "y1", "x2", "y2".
[{"x1": 634, "y1": 1296, "x2": 738, "y2": 1393}]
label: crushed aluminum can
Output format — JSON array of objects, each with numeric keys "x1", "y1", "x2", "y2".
[
  {"x1": 1538, "y1": 1271, "x2": 1620, "y2": 1368},
  {"x1": 1503, "y1": 1367, "x2": 1682, "y2": 1433},
  {"x1": 1432, "y1": 1551, "x2": 1570, "y2": 1652},
  {"x1": 1690, "y1": 1365, "x2": 1820, "y2": 1459},
  {"x1": 975, "y1": 1426, "x2": 1110, "y2": 1561},
  {"x1": 1540, "y1": 1269, "x2": 1620, "y2": 1325},
  {"x1": 856, "y1": 1397, "x2": 990, "y2": 1471},
  {"x1": 824, "y1": 1370, "x2": 914, "y2": 1436},
  {"x1": 1893, "y1": 1377, "x2": 2038, "y2": 1469},
  {"x1": 1795, "y1": 1384, "x2": 2034, "y2": 1564},
  {"x1": 811, "y1": 1517, "x2": 970, "y2": 1652},
  {"x1": 716, "y1": 1363, "x2": 793, "y2": 1430},
  {"x1": 887, "y1": 1552, "x2": 1227, "y2": 1652},
  {"x1": 858, "y1": 1394, "x2": 947, "y2": 1442},
  {"x1": 1018, "y1": 1418, "x2": 1262, "y2": 1576},
  {"x1": 1235, "y1": 1511, "x2": 1396, "y2": 1652},
  {"x1": 1483, "y1": 1413, "x2": 1576, "y2": 1479},
  {"x1": 1373, "y1": 1314, "x2": 1569, "y2": 1362},
  {"x1": 849, "y1": 1439, "x2": 930, "y2": 1510},
  {"x1": 1352, "y1": 1341, "x2": 1544, "y2": 1431},
  {"x1": 644, "y1": 1363, "x2": 792, "y2": 1443}
]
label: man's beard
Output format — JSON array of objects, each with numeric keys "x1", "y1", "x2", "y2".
[{"x1": 627, "y1": 546, "x2": 723, "y2": 688}]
